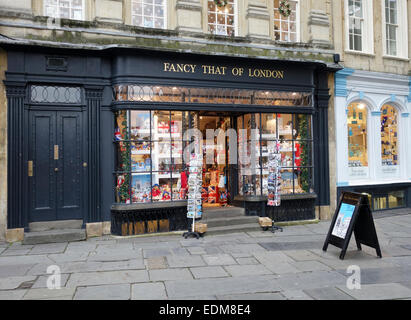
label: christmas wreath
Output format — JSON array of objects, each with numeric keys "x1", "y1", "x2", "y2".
[
  {"x1": 214, "y1": 0, "x2": 228, "y2": 8},
  {"x1": 279, "y1": 0, "x2": 291, "y2": 18}
]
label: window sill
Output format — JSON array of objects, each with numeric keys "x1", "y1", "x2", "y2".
[
  {"x1": 344, "y1": 50, "x2": 375, "y2": 57},
  {"x1": 382, "y1": 55, "x2": 410, "y2": 62}
]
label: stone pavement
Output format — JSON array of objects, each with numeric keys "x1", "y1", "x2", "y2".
[{"x1": 1, "y1": 210, "x2": 411, "y2": 300}]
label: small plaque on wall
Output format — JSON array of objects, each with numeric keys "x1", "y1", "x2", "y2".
[{"x1": 46, "y1": 56, "x2": 68, "y2": 72}]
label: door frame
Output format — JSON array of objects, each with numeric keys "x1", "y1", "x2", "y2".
[{"x1": 23, "y1": 100, "x2": 89, "y2": 226}]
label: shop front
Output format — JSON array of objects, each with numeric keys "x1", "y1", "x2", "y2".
[
  {"x1": 3, "y1": 45, "x2": 333, "y2": 236},
  {"x1": 334, "y1": 69, "x2": 411, "y2": 212}
]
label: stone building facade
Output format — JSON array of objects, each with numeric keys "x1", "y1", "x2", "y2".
[{"x1": 0, "y1": 0, "x2": 341, "y2": 241}]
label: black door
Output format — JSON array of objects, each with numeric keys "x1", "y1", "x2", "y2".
[{"x1": 28, "y1": 110, "x2": 84, "y2": 222}]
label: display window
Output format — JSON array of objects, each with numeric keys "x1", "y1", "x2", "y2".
[
  {"x1": 347, "y1": 101, "x2": 368, "y2": 167},
  {"x1": 380, "y1": 104, "x2": 398, "y2": 166},
  {"x1": 238, "y1": 113, "x2": 313, "y2": 196},
  {"x1": 115, "y1": 110, "x2": 191, "y2": 203}
]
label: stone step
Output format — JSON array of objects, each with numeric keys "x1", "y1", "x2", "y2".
[
  {"x1": 201, "y1": 216, "x2": 259, "y2": 228},
  {"x1": 29, "y1": 219, "x2": 83, "y2": 232},
  {"x1": 23, "y1": 229, "x2": 86, "y2": 245},
  {"x1": 205, "y1": 223, "x2": 262, "y2": 236},
  {"x1": 202, "y1": 207, "x2": 245, "y2": 218}
]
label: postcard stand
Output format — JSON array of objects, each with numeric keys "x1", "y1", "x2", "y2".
[
  {"x1": 183, "y1": 153, "x2": 203, "y2": 239},
  {"x1": 266, "y1": 140, "x2": 283, "y2": 233}
]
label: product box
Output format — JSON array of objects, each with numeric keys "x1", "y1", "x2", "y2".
[
  {"x1": 258, "y1": 217, "x2": 273, "y2": 227},
  {"x1": 194, "y1": 223, "x2": 207, "y2": 234}
]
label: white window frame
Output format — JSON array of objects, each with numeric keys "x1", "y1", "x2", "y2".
[
  {"x1": 273, "y1": 0, "x2": 300, "y2": 43},
  {"x1": 44, "y1": 0, "x2": 85, "y2": 21},
  {"x1": 344, "y1": 0, "x2": 374, "y2": 54},
  {"x1": 131, "y1": 0, "x2": 168, "y2": 30},
  {"x1": 207, "y1": 0, "x2": 238, "y2": 37},
  {"x1": 382, "y1": 0, "x2": 408, "y2": 59}
]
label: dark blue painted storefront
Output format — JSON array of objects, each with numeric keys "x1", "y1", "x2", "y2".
[{"x1": 3, "y1": 45, "x2": 335, "y2": 233}]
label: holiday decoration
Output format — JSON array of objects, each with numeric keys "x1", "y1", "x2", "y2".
[
  {"x1": 214, "y1": 0, "x2": 228, "y2": 8},
  {"x1": 279, "y1": 0, "x2": 291, "y2": 18}
]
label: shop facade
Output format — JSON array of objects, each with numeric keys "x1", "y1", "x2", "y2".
[
  {"x1": 3, "y1": 45, "x2": 334, "y2": 236},
  {"x1": 334, "y1": 69, "x2": 411, "y2": 211}
]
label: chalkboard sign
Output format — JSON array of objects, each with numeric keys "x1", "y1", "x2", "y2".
[{"x1": 323, "y1": 191, "x2": 382, "y2": 260}]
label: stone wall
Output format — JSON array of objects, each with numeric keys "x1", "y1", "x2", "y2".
[{"x1": 0, "y1": 48, "x2": 6, "y2": 241}]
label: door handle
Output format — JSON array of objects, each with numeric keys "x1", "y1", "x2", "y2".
[
  {"x1": 28, "y1": 161, "x2": 33, "y2": 177},
  {"x1": 54, "y1": 168, "x2": 59, "y2": 172},
  {"x1": 54, "y1": 145, "x2": 59, "y2": 160}
]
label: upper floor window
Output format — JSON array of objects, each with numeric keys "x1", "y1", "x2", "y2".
[
  {"x1": 348, "y1": 0, "x2": 363, "y2": 51},
  {"x1": 44, "y1": 0, "x2": 84, "y2": 20},
  {"x1": 273, "y1": 0, "x2": 299, "y2": 42},
  {"x1": 382, "y1": 0, "x2": 408, "y2": 58},
  {"x1": 207, "y1": 0, "x2": 237, "y2": 36},
  {"x1": 345, "y1": 0, "x2": 373, "y2": 53},
  {"x1": 132, "y1": 0, "x2": 167, "y2": 29}
]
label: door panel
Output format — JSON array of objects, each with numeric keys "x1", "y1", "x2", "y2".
[
  {"x1": 29, "y1": 111, "x2": 57, "y2": 221},
  {"x1": 28, "y1": 110, "x2": 84, "y2": 222},
  {"x1": 57, "y1": 112, "x2": 83, "y2": 219}
]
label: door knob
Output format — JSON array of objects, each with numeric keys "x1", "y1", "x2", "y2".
[{"x1": 54, "y1": 168, "x2": 59, "y2": 172}]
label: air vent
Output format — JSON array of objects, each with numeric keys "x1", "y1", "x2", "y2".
[{"x1": 46, "y1": 56, "x2": 68, "y2": 71}]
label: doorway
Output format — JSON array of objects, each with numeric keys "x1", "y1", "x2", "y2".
[
  {"x1": 199, "y1": 114, "x2": 231, "y2": 207},
  {"x1": 28, "y1": 110, "x2": 86, "y2": 222}
]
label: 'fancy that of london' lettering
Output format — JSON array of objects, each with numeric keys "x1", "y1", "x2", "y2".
[{"x1": 163, "y1": 62, "x2": 284, "y2": 79}]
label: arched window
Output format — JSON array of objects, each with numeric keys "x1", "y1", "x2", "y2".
[
  {"x1": 380, "y1": 104, "x2": 399, "y2": 166},
  {"x1": 347, "y1": 101, "x2": 368, "y2": 167}
]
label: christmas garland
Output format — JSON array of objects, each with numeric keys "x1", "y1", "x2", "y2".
[
  {"x1": 214, "y1": 0, "x2": 228, "y2": 8},
  {"x1": 279, "y1": 0, "x2": 291, "y2": 18}
]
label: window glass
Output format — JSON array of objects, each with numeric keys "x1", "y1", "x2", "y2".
[
  {"x1": 347, "y1": 102, "x2": 368, "y2": 167},
  {"x1": 238, "y1": 113, "x2": 313, "y2": 196},
  {"x1": 132, "y1": 0, "x2": 166, "y2": 29},
  {"x1": 208, "y1": 0, "x2": 236, "y2": 36},
  {"x1": 380, "y1": 104, "x2": 398, "y2": 166},
  {"x1": 385, "y1": 0, "x2": 398, "y2": 55},
  {"x1": 273, "y1": 0, "x2": 299, "y2": 42},
  {"x1": 348, "y1": 0, "x2": 363, "y2": 51},
  {"x1": 44, "y1": 0, "x2": 84, "y2": 20}
]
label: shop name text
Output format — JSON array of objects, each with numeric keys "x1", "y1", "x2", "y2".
[{"x1": 163, "y1": 62, "x2": 284, "y2": 79}]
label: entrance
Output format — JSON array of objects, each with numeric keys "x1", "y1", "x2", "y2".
[
  {"x1": 28, "y1": 110, "x2": 85, "y2": 222},
  {"x1": 199, "y1": 114, "x2": 231, "y2": 207}
]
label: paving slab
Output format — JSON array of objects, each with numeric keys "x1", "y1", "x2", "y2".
[
  {"x1": 1, "y1": 249, "x2": 32, "y2": 256},
  {"x1": 217, "y1": 292, "x2": 285, "y2": 300},
  {"x1": 219, "y1": 244, "x2": 266, "y2": 254},
  {"x1": 87, "y1": 250, "x2": 142, "y2": 262},
  {"x1": 186, "y1": 247, "x2": 207, "y2": 255},
  {"x1": 23, "y1": 287, "x2": 76, "y2": 300},
  {"x1": 276, "y1": 271, "x2": 348, "y2": 291},
  {"x1": 74, "y1": 284, "x2": 130, "y2": 300},
  {"x1": 166, "y1": 255, "x2": 206, "y2": 268},
  {"x1": 0, "y1": 289, "x2": 27, "y2": 300},
  {"x1": 149, "y1": 268, "x2": 193, "y2": 281},
  {"x1": 291, "y1": 260, "x2": 333, "y2": 272},
  {"x1": 66, "y1": 270, "x2": 149, "y2": 287},
  {"x1": 281, "y1": 290, "x2": 314, "y2": 300},
  {"x1": 0, "y1": 255, "x2": 54, "y2": 266},
  {"x1": 304, "y1": 287, "x2": 354, "y2": 300},
  {"x1": 165, "y1": 275, "x2": 280, "y2": 299},
  {"x1": 28, "y1": 243, "x2": 68, "y2": 255},
  {"x1": 189, "y1": 266, "x2": 229, "y2": 279},
  {"x1": 283, "y1": 250, "x2": 321, "y2": 261},
  {"x1": 145, "y1": 257, "x2": 168, "y2": 270},
  {"x1": 224, "y1": 264, "x2": 272, "y2": 277},
  {"x1": 235, "y1": 257, "x2": 259, "y2": 265},
  {"x1": 48, "y1": 252, "x2": 90, "y2": 263},
  {"x1": 337, "y1": 283, "x2": 411, "y2": 300},
  {"x1": 0, "y1": 275, "x2": 37, "y2": 290},
  {"x1": 202, "y1": 254, "x2": 237, "y2": 266},
  {"x1": 131, "y1": 282, "x2": 167, "y2": 300},
  {"x1": 336, "y1": 266, "x2": 411, "y2": 285},
  {"x1": 31, "y1": 273, "x2": 70, "y2": 289},
  {"x1": 0, "y1": 264, "x2": 35, "y2": 278}
]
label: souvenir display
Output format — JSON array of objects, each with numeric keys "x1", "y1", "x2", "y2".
[
  {"x1": 187, "y1": 153, "x2": 203, "y2": 219},
  {"x1": 267, "y1": 140, "x2": 282, "y2": 207}
]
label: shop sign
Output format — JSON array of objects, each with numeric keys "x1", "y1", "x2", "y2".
[{"x1": 163, "y1": 62, "x2": 284, "y2": 79}]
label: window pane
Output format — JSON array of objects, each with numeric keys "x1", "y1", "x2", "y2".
[
  {"x1": 131, "y1": 174, "x2": 151, "y2": 203},
  {"x1": 208, "y1": 0, "x2": 236, "y2": 36},
  {"x1": 152, "y1": 111, "x2": 171, "y2": 140},
  {"x1": 388, "y1": 190, "x2": 404, "y2": 208},
  {"x1": 280, "y1": 168, "x2": 294, "y2": 194},
  {"x1": 131, "y1": 142, "x2": 151, "y2": 172},
  {"x1": 152, "y1": 175, "x2": 172, "y2": 201},
  {"x1": 261, "y1": 114, "x2": 277, "y2": 140},
  {"x1": 347, "y1": 102, "x2": 368, "y2": 167},
  {"x1": 116, "y1": 174, "x2": 131, "y2": 203},
  {"x1": 295, "y1": 167, "x2": 312, "y2": 194},
  {"x1": 130, "y1": 111, "x2": 150, "y2": 140},
  {"x1": 278, "y1": 114, "x2": 293, "y2": 140},
  {"x1": 381, "y1": 104, "x2": 398, "y2": 166}
]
